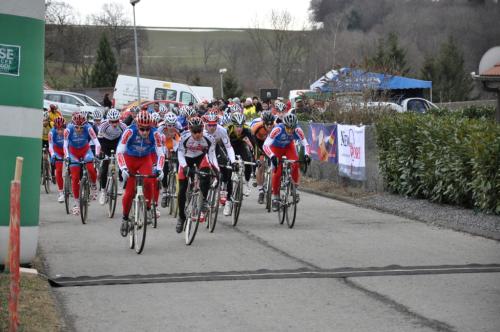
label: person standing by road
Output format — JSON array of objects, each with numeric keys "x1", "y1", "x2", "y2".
[{"x1": 102, "y1": 93, "x2": 112, "y2": 109}]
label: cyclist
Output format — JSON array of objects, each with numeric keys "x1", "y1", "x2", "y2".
[
  {"x1": 63, "y1": 112, "x2": 101, "y2": 215},
  {"x1": 48, "y1": 117, "x2": 66, "y2": 203},
  {"x1": 263, "y1": 113, "x2": 310, "y2": 212},
  {"x1": 117, "y1": 111, "x2": 165, "y2": 236},
  {"x1": 251, "y1": 111, "x2": 276, "y2": 204},
  {"x1": 42, "y1": 111, "x2": 52, "y2": 149},
  {"x1": 203, "y1": 110, "x2": 236, "y2": 215},
  {"x1": 149, "y1": 112, "x2": 163, "y2": 216},
  {"x1": 272, "y1": 101, "x2": 288, "y2": 124},
  {"x1": 47, "y1": 104, "x2": 63, "y2": 124},
  {"x1": 159, "y1": 112, "x2": 181, "y2": 207},
  {"x1": 90, "y1": 109, "x2": 103, "y2": 156},
  {"x1": 97, "y1": 109, "x2": 127, "y2": 205},
  {"x1": 226, "y1": 112, "x2": 255, "y2": 202},
  {"x1": 176, "y1": 117, "x2": 219, "y2": 233}
]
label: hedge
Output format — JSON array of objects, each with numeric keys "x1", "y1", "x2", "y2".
[{"x1": 376, "y1": 113, "x2": 500, "y2": 214}]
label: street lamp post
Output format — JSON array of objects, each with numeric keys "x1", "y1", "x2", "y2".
[
  {"x1": 131, "y1": 0, "x2": 141, "y2": 105},
  {"x1": 219, "y1": 68, "x2": 227, "y2": 99}
]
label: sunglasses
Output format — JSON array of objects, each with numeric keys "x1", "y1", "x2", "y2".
[
  {"x1": 138, "y1": 127, "x2": 150, "y2": 132},
  {"x1": 191, "y1": 129, "x2": 203, "y2": 134},
  {"x1": 109, "y1": 120, "x2": 119, "y2": 124},
  {"x1": 75, "y1": 125, "x2": 84, "y2": 130},
  {"x1": 207, "y1": 124, "x2": 217, "y2": 127}
]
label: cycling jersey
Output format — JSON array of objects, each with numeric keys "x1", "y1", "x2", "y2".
[
  {"x1": 116, "y1": 124, "x2": 165, "y2": 171},
  {"x1": 263, "y1": 123, "x2": 310, "y2": 156},
  {"x1": 48, "y1": 127, "x2": 65, "y2": 157},
  {"x1": 227, "y1": 124, "x2": 255, "y2": 146},
  {"x1": 98, "y1": 120, "x2": 127, "y2": 141},
  {"x1": 178, "y1": 131, "x2": 218, "y2": 170},
  {"x1": 63, "y1": 123, "x2": 100, "y2": 156},
  {"x1": 206, "y1": 124, "x2": 235, "y2": 163},
  {"x1": 158, "y1": 124, "x2": 181, "y2": 154},
  {"x1": 251, "y1": 120, "x2": 272, "y2": 142}
]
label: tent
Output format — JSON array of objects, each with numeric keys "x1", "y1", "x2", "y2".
[{"x1": 310, "y1": 68, "x2": 432, "y2": 93}]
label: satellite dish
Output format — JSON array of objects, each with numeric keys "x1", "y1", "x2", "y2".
[{"x1": 479, "y1": 46, "x2": 500, "y2": 75}]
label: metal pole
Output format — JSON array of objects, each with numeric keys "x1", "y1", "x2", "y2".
[
  {"x1": 132, "y1": 4, "x2": 141, "y2": 104},
  {"x1": 220, "y1": 73, "x2": 224, "y2": 99},
  {"x1": 497, "y1": 90, "x2": 500, "y2": 123}
]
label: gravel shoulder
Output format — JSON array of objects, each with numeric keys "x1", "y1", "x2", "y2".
[{"x1": 300, "y1": 177, "x2": 500, "y2": 241}]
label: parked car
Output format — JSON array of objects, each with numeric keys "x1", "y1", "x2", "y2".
[
  {"x1": 356, "y1": 97, "x2": 438, "y2": 113},
  {"x1": 43, "y1": 90, "x2": 105, "y2": 117}
]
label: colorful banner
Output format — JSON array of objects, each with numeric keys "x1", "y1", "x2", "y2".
[
  {"x1": 337, "y1": 124, "x2": 366, "y2": 180},
  {"x1": 308, "y1": 123, "x2": 338, "y2": 163}
]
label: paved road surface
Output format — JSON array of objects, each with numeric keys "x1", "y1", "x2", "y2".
[{"x1": 38, "y1": 186, "x2": 500, "y2": 332}]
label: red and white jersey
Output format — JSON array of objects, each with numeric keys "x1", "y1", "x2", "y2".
[{"x1": 178, "y1": 131, "x2": 219, "y2": 170}]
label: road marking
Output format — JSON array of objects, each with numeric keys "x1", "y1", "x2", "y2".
[{"x1": 48, "y1": 264, "x2": 500, "y2": 287}]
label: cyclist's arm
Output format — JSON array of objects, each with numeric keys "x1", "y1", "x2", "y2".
[
  {"x1": 153, "y1": 131, "x2": 165, "y2": 170},
  {"x1": 116, "y1": 129, "x2": 132, "y2": 170},
  {"x1": 177, "y1": 136, "x2": 187, "y2": 168},
  {"x1": 221, "y1": 127, "x2": 236, "y2": 163},
  {"x1": 263, "y1": 127, "x2": 280, "y2": 158},
  {"x1": 48, "y1": 131, "x2": 55, "y2": 156},
  {"x1": 294, "y1": 127, "x2": 311, "y2": 155},
  {"x1": 63, "y1": 128, "x2": 70, "y2": 158},
  {"x1": 88, "y1": 126, "x2": 101, "y2": 156},
  {"x1": 207, "y1": 136, "x2": 219, "y2": 171}
]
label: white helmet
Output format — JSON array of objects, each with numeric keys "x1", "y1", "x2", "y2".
[
  {"x1": 150, "y1": 112, "x2": 161, "y2": 125},
  {"x1": 92, "y1": 109, "x2": 103, "y2": 121},
  {"x1": 107, "y1": 108, "x2": 120, "y2": 121},
  {"x1": 164, "y1": 112, "x2": 178, "y2": 125}
]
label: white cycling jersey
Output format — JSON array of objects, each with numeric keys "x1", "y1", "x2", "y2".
[
  {"x1": 205, "y1": 124, "x2": 235, "y2": 163},
  {"x1": 98, "y1": 120, "x2": 127, "y2": 141},
  {"x1": 178, "y1": 131, "x2": 219, "y2": 170}
]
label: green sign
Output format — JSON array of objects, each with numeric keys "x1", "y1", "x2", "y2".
[{"x1": 0, "y1": 43, "x2": 21, "y2": 76}]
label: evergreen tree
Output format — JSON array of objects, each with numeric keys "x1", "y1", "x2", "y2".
[
  {"x1": 90, "y1": 34, "x2": 118, "y2": 88},
  {"x1": 367, "y1": 33, "x2": 409, "y2": 76},
  {"x1": 420, "y1": 37, "x2": 472, "y2": 102},
  {"x1": 190, "y1": 76, "x2": 202, "y2": 86},
  {"x1": 223, "y1": 72, "x2": 243, "y2": 99}
]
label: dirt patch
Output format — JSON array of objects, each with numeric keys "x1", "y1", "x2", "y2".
[
  {"x1": 301, "y1": 176, "x2": 376, "y2": 199},
  {"x1": 1, "y1": 259, "x2": 64, "y2": 332}
]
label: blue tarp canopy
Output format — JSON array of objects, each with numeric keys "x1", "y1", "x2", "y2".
[{"x1": 310, "y1": 68, "x2": 432, "y2": 92}]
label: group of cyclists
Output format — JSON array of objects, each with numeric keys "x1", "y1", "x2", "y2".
[{"x1": 42, "y1": 96, "x2": 311, "y2": 239}]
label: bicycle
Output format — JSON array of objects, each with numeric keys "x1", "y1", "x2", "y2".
[
  {"x1": 183, "y1": 165, "x2": 210, "y2": 245},
  {"x1": 100, "y1": 151, "x2": 118, "y2": 218},
  {"x1": 230, "y1": 156, "x2": 256, "y2": 227},
  {"x1": 127, "y1": 173, "x2": 158, "y2": 254},
  {"x1": 261, "y1": 157, "x2": 273, "y2": 213},
  {"x1": 205, "y1": 166, "x2": 231, "y2": 233},
  {"x1": 41, "y1": 147, "x2": 52, "y2": 194},
  {"x1": 63, "y1": 158, "x2": 72, "y2": 214},
  {"x1": 276, "y1": 157, "x2": 305, "y2": 229}
]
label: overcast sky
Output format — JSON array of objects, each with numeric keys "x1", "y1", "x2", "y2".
[{"x1": 63, "y1": 0, "x2": 313, "y2": 30}]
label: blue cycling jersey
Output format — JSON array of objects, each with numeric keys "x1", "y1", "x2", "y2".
[
  {"x1": 50, "y1": 127, "x2": 64, "y2": 148},
  {"x1": 66, "y1": 123, "x2": 92, "y2": 149}
]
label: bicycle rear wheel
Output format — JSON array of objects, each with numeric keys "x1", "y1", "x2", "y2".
[
  {"x1": 168, "y1": 173, "x2": 178, "y2": 216},
  {"x1": 107, "y1": 174, "x2": 117, "y2": 218},
  {"x1": 285, "y1": 183, "x2": 297, "y2": 228},
  {"x1": 278, "y1": 179, "x2": 287, "y2": 225},
  {"x1": 128, "y1": 201, "x2": 136, "y2": 249},
  {"x1": 232, "y1": 180, "x2": 242, "y2": 227},
  {"x1": 79, "y1": 178, "x2": 89, "y2": 224},
  {"x1": 134, "y1": 196, "x2": 147, "y2": 254},
  {"x1": 152, "y1": 201, "x2": 158, "y2": 229},
  {"x1": 185, "y1": 191, "x2": 200, "y2": 245}
]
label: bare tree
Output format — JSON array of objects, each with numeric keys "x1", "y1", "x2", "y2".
[
  {"x1": 202, "y1": 39, "x2": 216, "y2": 69},
  {"x1": 91, "y1": 2, "x2": 135, "y2": 69},
  {"x1": 45, "y1": 0, "x2": 76, "y2": 72}
]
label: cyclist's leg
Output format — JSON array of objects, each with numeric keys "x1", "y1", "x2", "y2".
[
  {"x1": 199, "y1": 155, "x2": 211, "y2": 200},
  {"x1": 68, "y1": 147, "x2": 83, "y2": 199},
  {"x1": 285, "y1": 141, "x2": 300, "y2": 185},
  {"x1": 122, "y1": 155, "x2": 139, "y2": 218},
  {"x1": 139, "y1": 155, "x2": 154, "y2": 209},
  {"x1": 83, "y1": 148, "x2": 97, "y2": 184},
  {"x1": 99, "y1": 139, "x2": 112, "y2": 189},
  {"x1": 271, "y1": 146, "x2": 286, "y2": 196},
  {"x1": 177, "y1": 164, "x2": 189, "y2": 221},
  {"x1": 54, "y1": 146, "x2": 65, "y2": 191}
]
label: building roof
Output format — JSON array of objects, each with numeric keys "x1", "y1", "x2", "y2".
[{"x1": 483, "y1": 63, "x2": 500, "y2": 76}]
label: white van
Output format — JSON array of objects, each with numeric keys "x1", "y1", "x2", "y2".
[
  {"x1": 113, "y1": 75, "x2": 201, "y2": 110},
  {"x1": 189, "y1": 86, "x2": 214, "y2": 102}
]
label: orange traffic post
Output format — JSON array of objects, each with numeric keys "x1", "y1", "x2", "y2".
[{"x1": 8, "y1": 157, "x2": 23, "y2": 332}]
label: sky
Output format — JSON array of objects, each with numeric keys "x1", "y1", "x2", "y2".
[{"x1": 63, "y1": 0, "x2": 313, "y2": 30}]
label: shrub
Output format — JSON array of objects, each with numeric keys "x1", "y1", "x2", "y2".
[{"x1": 376, "y1": 113, "x2": 500, "y2": 214}]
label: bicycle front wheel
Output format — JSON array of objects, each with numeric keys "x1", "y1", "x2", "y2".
[
  {"x1": 107, "y1": 174, "x2": 117, "y2": 218},
  {"x1": 134, "y1": 196, "x2": 147, "y2": 254},
  {"x1": 265, "y1": 169, "x2": 272, "y2": 213},
  {"x1": 208, "y1": 185, "x2": 220, "y2": 233},
  {"x1": 278, "y1": 180, "x2": 287, "y2": 225},
  {"x1": 232, "y1": 180, "x2": 242, "y2": 227},
  {"x1": 285, "y1": 182, "x2": 297, "y2": 228},
  {"x1": 43, "y1": 159, "x2": 51, "y2": 194},
  {"x1": 185, "y1": 191, "x2": 200, "y2": 245},
  {"x1": 79, "y1": 178, "x2": 89, "y2": 224},
  {"x1": 64, "y1": 173, "x2": 71, "y2": 214}
]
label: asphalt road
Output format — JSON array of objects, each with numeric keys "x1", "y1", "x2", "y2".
[{"x1": 38, "y1": 185, "x2": 500, "y2": 332}]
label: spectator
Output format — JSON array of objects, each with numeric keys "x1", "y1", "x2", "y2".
[
  {"x1": 243, "y1": 97, "x2": 257, "y2": 118},
  {"x1": 253, "y1": 96, "x2": 263, "y2": 113},
  {"x1": 294, "y1": 96, "x2": 310, "y2": 114},
  {"x1": 102, "y1": 93, "x2": 112, "y2": 108}
]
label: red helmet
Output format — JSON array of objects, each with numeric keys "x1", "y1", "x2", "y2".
[
  {"x1": 53, "y1": 117, "x2": 66, "y2": 129},
  {"x1": 136, "y1": 111, "x2": 151, "y2": 127},
  {"x1": 202, "y1": 111, "x2": 218, "y2": 125},
  {"x1": 50, "y1": 104, "x2": 58, "y2": 111},
  {"x1": 72, "y1": 112, "x2": 87, "y2": 126}
]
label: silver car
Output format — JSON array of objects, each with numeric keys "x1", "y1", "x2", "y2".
[{"x1": 43, "y1": 90, "x2": 105, "y2": 117}]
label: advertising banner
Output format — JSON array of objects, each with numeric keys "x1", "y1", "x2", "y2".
[
  {"x1": 308, "y1": 123, "x2": 338, "y2": 163},
  {"x1": 337, "y1": 124, "x2": 366, "y2": 180}
]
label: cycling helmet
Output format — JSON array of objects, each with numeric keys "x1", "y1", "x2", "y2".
[
  {"x1": 203, "y1": 112, "x2": 219, "y2": 125},
  {"x1": 136, "y1": 111, "x2": 151, "y2": 127},
  {"x1": 261, "y1": 111, "x2": 275, "y2": 125},
  {"x1": 72, "y1": 112, "x2": 87, "y2": 126},
  {"x1": 229, "y1": 104, "x2": 242, "y2": 114},
  {"x1": 282, "y1": 113, "x2": 298, "y2": 128},
  {"x1": 43, "y1": 111, "x2": 50, "y2": 121},
  {"x1": 158, "y1": 103, "x2": 168, "y2": 114},
  {"x1": 130, "y1": 106, "x2": 140, "y2": 114},
  {"x1": 49, "y1": 104, "x2": 58, "y2": 111},
  {"x1": 220, "y1": 112, "x2": 231, "y2": 126},
  {"x1": 171, "y1": 106, "x2": 179, "y2": 116},
  {"x1": 53, "y1": 117, "x2": 66, "y2": 129},
  {"x1": 164, "y1": 112, "x2": 178, "y2": 125},
  {"x1": 231, "y1": 112, "x2": 246, "y2": 126},
  {"x1": 150, "y1": 112, "x2": 161, "y2": 125},
  {"x1": 179, "y1": 105, "x2": 190, "y2": 117},
  {"x1": 274, "y1": 101, "x2": 286, "y2": 113},
  {"x1": 186, "y1": 107, "x2": 197, "y2": 118},
  {"x1": 92, "y1": 109, "x2": 103, "y2": 121},
  {"x1": 188, "y1": 116, "x2": 204, "y2": 131},
  {"x1": 107, "y1": 108, "x2": 120, "y2": 121}
]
